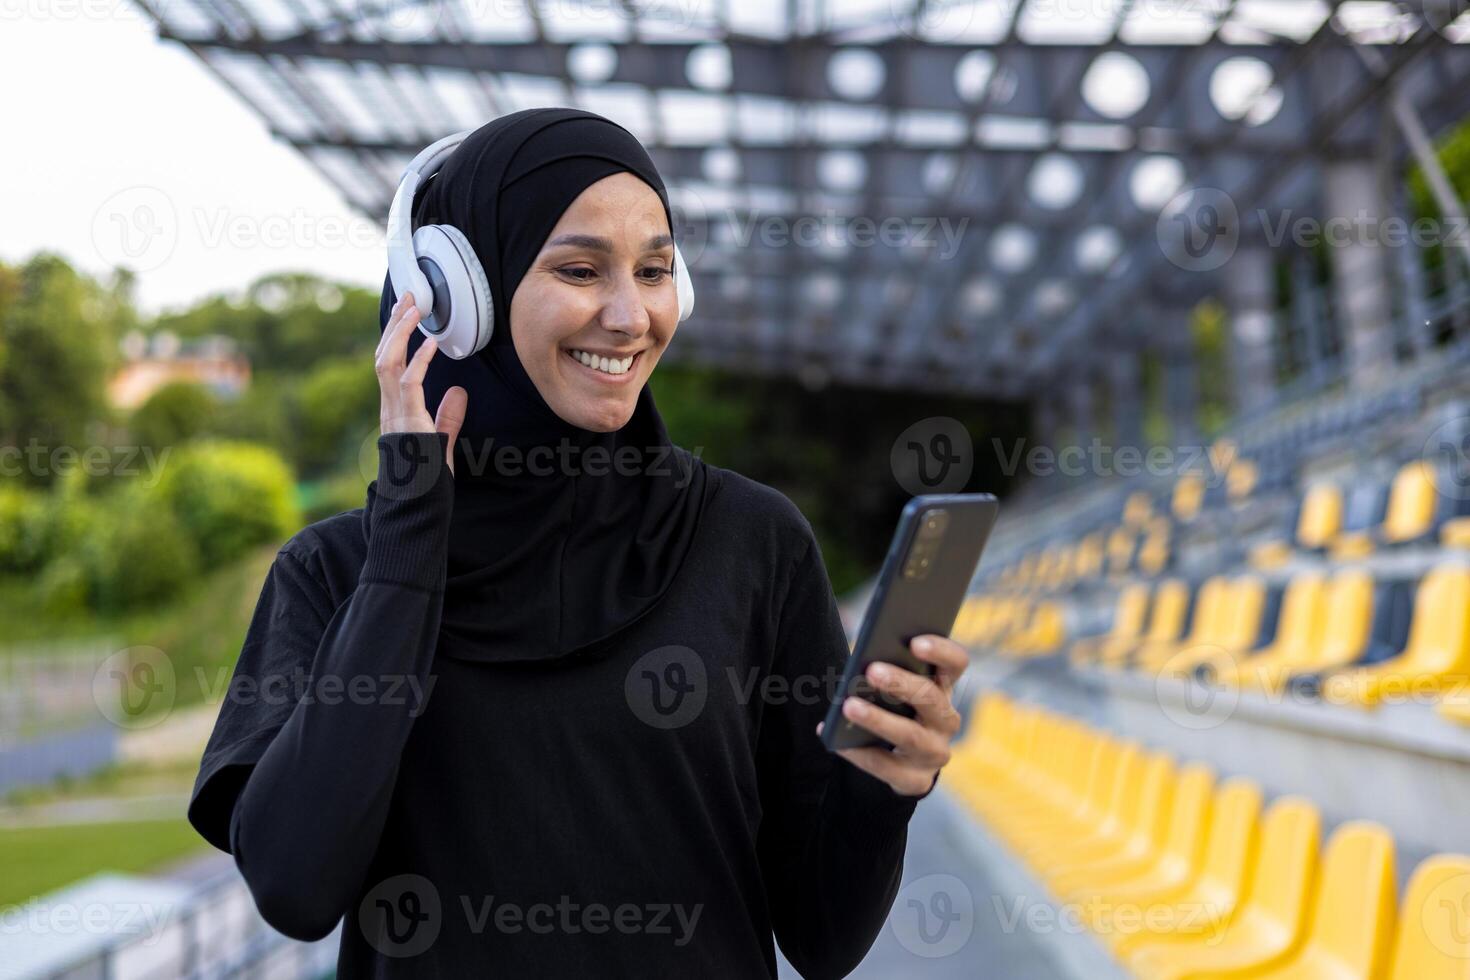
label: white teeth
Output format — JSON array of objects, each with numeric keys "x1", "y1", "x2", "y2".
[{"x1": 570, "y1": 350, "x2": 634, "y2": 375}]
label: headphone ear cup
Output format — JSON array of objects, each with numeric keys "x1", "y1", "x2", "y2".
[
  {"x1": 673, "y1": 244, "x2": 694, "y2": 322},
  {"x1": 413, "y1": 223, "x2": 495, "y2": 360}
]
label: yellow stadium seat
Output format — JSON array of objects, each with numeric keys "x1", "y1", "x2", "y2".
[
  {"x1": 1208, "y1": 574, "x2": 1325, "y2": 688},
  {"x1": 1075, "y1": 530, "x2": 1107, "y2": 579},
  {"x1": 1155, "y1": 575, "x2": 1268, "y2": 678},
  {"x1": 1137, "y1": 517, "x2": 1173, "y2": 576},
  {"x1": 1071, "y1": 584, "x2": 1150, "y2": 666},
  {"x1": 1108, "y1": 526, "x2": 1139, "y2": 577},
  {"x1": 1250, "y1": 483, "x2": 1343, "y2": 567},
  {"x1": 1127, "y1": 797, "x2": 1321, "y2": 980},
  {"x1": 1046, "y1": 754, "x2": 1179, "y2": 896},
  {"x1": 1034, "y1": 752, "x2": 1170, "y2": 887},
  {"x1": 950, "y1": 694, "x2": 1466, "y2": 980},
  {"x1": 1245, "y1": 821, "x2": 1397, "y2": 980},
  {"x1": 1443, "y1": 516, "x2": 1470, "y2": 550},
  {"x1": 1210, "y1": 437, "x2": 1238, "y2": 475},
  {"x1": 1297, "y1": 483, "x2": 1344, "y2": 549},
  {"x1": 1334, "y1": 460, "x2": 1441, "y2": 556},
  {"x1": 1061, "y1": 764, "x2": 1216, "y2": 912},
  {"x1": 1018, "y1": 743, "x2": 1147, "y2": 869},
  {"x1": 1228, "y1": 458, "x2": 1260, "y2": 503},
  {"x1": 1174, "y1": 475, "x2": 1205, "y2": 522},
  {"x1": 1131, "y1": 577, "x2": 1230, "y2": 672},
  {"x1": 1382, "y1": 460, "x2": 1440, "y2": 544},
  {"x1": 1323, "y1": 564, "x2": 1470, "y2": 708},
  {"x1": 1385, "y1": 854, "x2": 1470, "y2": 979},
  {"x1": 1103, "y1": 778, "x2": 1264, "y2": 955},
  {"x1": 1002, "y1": 602, "x2": 1067, "y2": 657},
  {"x1": 1225, "y1": 571, "x2": 1373, "y2": 693},
  {"x1": 1125, "y1": 491, "x2": 1154, "y2": 527},
  {"x1": 1098, "y1": 579, "x2": 1190, "y2": 669}
]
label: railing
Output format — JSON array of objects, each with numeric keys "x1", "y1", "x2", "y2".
[{"x1": 36, "y1": 870, "x2": 339, "y2": 980}]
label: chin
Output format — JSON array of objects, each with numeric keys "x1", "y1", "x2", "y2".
[{"x1": 565, "y1": 398, "x2": 637, "y2": 433}]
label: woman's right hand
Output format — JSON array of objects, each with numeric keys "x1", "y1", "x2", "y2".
[{"x1": 376, "y1": 290, "x2": 468, "y2": 474}]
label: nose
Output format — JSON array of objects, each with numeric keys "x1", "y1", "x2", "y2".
[{"x1": 597, "y1": 269, "x2": 652, "y2": 339}]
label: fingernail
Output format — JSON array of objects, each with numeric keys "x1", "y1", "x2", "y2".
[
  {"x1": 870, "y1": 663, "x2": 893, "y2": 680},
  {"x1": 914, "y1": 637, "x2": 933, "y2": 652}
]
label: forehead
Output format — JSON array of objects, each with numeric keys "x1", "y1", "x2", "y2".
[{"x1": 554, "y1": 172, "x2": 668, "y2": 231}]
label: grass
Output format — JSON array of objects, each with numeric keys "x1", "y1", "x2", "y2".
[
  {"x1": 0, "y1": 543, "x2": 279, "y2": 726},
  {"x1": 3, "y1": 759, "x2": 199, "y2": 808},
  {"x1": 0, "y1": 818, "x2": 210, "y2": 908}
]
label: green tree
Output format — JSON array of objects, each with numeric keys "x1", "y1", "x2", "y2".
[
  {"x1": 151, "y1": 440, "x2": 299, "y2": 569},
  {"x1": 294, "y1": 355, "x2": 379, "y2": 475},
  {"x1": 130, "y1": 381, "x2": 219, "y2": 451},
  {"x1": 0, "y1": 254, "x2": 121, "y2": 485}
]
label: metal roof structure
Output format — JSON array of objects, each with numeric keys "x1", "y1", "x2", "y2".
[{"x1": 129, "y1": 0, "x2": 1470, "y2": 399}]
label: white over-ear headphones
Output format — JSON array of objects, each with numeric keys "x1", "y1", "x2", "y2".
[{"x1": 386, "y1": 129, "x2": 695, "y2": 360}]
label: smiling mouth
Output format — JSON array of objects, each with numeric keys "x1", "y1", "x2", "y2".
[{"x1": 565, "y1": 348, "x2": 642, "y2": 379}]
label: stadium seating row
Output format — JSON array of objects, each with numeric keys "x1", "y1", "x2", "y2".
[
  {"x1": 947, "y1": 693, "x2": 1470, "y2": 979},
  {"x1": 982, "y1": 450, "x2": 1468, "y2": 596},
  {"x1": 956, "y1": 563, "x2": 1470, "y2": 721}
]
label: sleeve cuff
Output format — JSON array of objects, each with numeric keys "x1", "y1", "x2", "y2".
[
  {"x1": 360, "y1": 431, "x2": 455, "y2": 588},
  {"x1": 835, "y1": 760, "x2": 929, "y2": 849}
]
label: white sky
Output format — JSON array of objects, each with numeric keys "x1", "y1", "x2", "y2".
[{"x1": 0, "y1": 11, "x2": 384, "y2": 317}]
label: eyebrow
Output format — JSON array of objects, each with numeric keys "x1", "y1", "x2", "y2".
[{"x1": 545, "y1": 233, "x2": 674, "y2": 253}]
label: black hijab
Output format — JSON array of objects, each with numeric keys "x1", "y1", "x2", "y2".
[{"x1": 367, "y1": 107, "x2": 717, "y2": 664}]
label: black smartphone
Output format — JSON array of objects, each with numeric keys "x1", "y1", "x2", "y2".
[{"x1": 820, "y1": 493, "x2": 999, "y2": 753}]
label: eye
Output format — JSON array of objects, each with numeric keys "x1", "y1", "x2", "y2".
[
  {"x1": 558, "y1": 266, "x2": 596, "y2": 282},
  {"x1": 639, "y1": 265, "x2": 671, "y2": 283}
]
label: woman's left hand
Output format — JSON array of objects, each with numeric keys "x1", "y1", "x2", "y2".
[{"x1": 815, "y1": 634, "x2": 968, "y2": 797}]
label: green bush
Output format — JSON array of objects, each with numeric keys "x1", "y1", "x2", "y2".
[
  {"x1": 86, "y1": 485, "x2": 201, "y2": 614},
  {"x1": 151, "y1": 441, "x2": 299, "y2": 569},
  {"x1": 36, "y1": 552, "x2": 95, "y2": 619},
  {"x1": 295, "y1": 356, "x2": 378, "y2": 476},
  {"x1": 213, "y1": 372, "x2": 292, "y2": 449},
  {"x1": 130, "y1": 381, "x2": 218, "y2": 451},
  {"x1": 0, "y1": 483, "x2": 46, "y2": 574}
]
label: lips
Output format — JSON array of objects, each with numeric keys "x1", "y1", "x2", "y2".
[{"x1": 565, "y1": 348, "x2": 641, "y2": 382}]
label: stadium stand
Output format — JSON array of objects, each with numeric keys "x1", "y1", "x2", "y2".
[{"x1": 948, "y1": 694, "x2": 1470, "y2": 979}]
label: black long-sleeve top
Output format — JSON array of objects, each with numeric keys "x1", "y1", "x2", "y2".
[{"x1": 187, "y1": 431, "x2": 932, "y2": 978}]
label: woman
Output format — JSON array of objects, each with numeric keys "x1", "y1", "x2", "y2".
[{"x1": 187, "y1": 107, "x2": 969, "y2": 978}]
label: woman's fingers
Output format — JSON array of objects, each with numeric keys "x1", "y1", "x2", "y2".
[
  {"x1": 861, "y1": 659, "x2": 963, "y2": 736},
  {"x1": 376, "y1": 290, "x2": 413, "y2": 364},
  {"x1": 834, "y1": 744, "x2": 937, "y2": 797},
  {"x1": 908, "y1": 634, "x2": 969, "y2": 698},
  {"x1": 399, "y1": 332, "x2": 438, "y2": 411},
  {"x1": 435, "y1": 386, "x2": 468, "y2": 473},
  {"x1": 839, "y1": 692, "x2": 950, "y2": 766}
]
